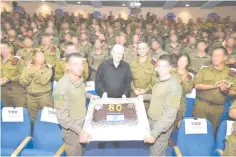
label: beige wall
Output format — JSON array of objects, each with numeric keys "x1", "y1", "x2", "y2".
[{"x1": 1, "y1": 1, "x2": 236, "y2": 23}]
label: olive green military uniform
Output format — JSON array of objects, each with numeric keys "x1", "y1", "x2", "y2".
[
  {"x1": 16, "y1": 48, "x2": 35, "y2": 66},
  {"x1": 126, "y1": 34, "x2": 133, "y2": 47},
  {"x1": 147, "y1": 76, "x2": 182, "y2": 156},
  {"x1": 39, "y1": 45, "x2": 60, "y2": 67},
  {"x1": 170, "y1": 69, "x2": 194, "y2": 121},
  {"x1": 149, "y1": 49, "x2": 168, "y2": 61},
  {"x1": 113, "y1": 28, "x2": 120, "y2": 37},
  {"x1": 165, "y1": 43, "x2": 183, "y2": 56},
  {"x1": 59, "y1": 41, "x2": 69, "y2": 57},
  {"x1": 51, "y1": 37, "x2": 60, "y2": 47},
  {"x1": 7, "y1": 39, "x2": 24, "y2": 55},
  {"x1": 208, "y1": 40, "x2": 224, "y2": 56},
  {"x1": 59, "y1": 30, "x2": 75, "y2": 41},
  {"x1": 182, "y1": 46, "x2": 197, "y2": 56},
  {"x1": 19, "y1": 65, "x2": 53, "y2": 123},
  {"x1": 193, "y1": 65, "x2": 236, "y2": 134},
  {"x1": 101, "y1": 42, "x2": 109, "y2": 53},
  {"x1": 53, "y1": 73, "x2": 86, "y2": 156},
  {"x1": 227, "y1": 51, "x2": 236, "y2": 69},
  {"x1": 223, "y1": 100, "x2": 236, "y2": 156},
  {"x1": 79, "y1": 42, "x2": 93, "y2": 59},
  {"x1": 1, "y1": 55, "x2": 26, "y2": 107},
  {"x1": 223, "y1": 122, "x2": 236, "y2": 156},
  {"x1": 54, "y1": 58, "x2": 89, "y2": 82},
  {"x1": 130, "y1": 56, "x2": 156, "y2": 109},
  {"x1": 76, "y1": 30, "x2": 90, "y2": 39},
  {"x1": 159, "y1": 26, "x2": 170, "y2": 38},
  {"x1": 147, "y1": 36, "x2": 163, "y2": 47},
  {"x1": 123, "y1": 45, "x2": 138, "y2": 64},
  {"x1": 189, "y1": 53, "x2": 211, "y2": 74},
  {"x1": 88, "y1": 50, "x2": 109, "y2": 81},
  {"x1": 106, "y1": 35, "x2": 116, "y2": 49}
]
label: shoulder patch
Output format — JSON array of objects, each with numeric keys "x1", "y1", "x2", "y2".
[
  {"x1": 50, "y1": 46, "x2": 56, "y2": 52},
  {"x1": 187, "y1": 72, "x2": 194, "y2": 80},
  {"x1": 12, "y1": 57, "x2": 19, "y2": 65},
  {"x1": 228, "y1": 69, "x2": 236, "y2": 76},
  {"x1": 200, "y1": 66, "x2": 209, "y2": 70}
]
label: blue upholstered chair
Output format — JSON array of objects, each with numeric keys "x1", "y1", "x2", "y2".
[
  {"x1": 214, "y1": 120, "x2": 235, "y2": 156},
  {"x1": 14, "y1": 108, "x2": 65, "y2": 156},
  {"x1": 173, "y1": 117, "x2": 215, "y2": 156},
  {"x1": 1, "y1": 107, "x2": 31, "y2": 156}
]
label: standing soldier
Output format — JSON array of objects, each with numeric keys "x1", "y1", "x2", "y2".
[
  {"x1": 53, "y1": 53, "x2": 92, "y2": 156},
  {"x1": 19, "y1": 50, "x2": 53, "y2": 123},
  {"x1": 149, "y1": 39, "x2": 168, "y2": 65},
  {"x1": 106, "y1": 26, "x2": 116, "y2": 50},
  {"x1": 16, "y1": 37, "x2": 35, "y2": 66},
  {"x1": 59, "y1": 33, "x2": 72, "y2": 57},
  {"x1": 79, "y1": 33, "x2": 93, "y2": 59},
  {"x1": 1, "y1": 42, "x2": 26, "y2": 107},
  {"x1": 189, "y1": 41, "x2": 212, "y2": 74},
  {"x1": 54, "y1": 42, "x2": 89, "y2": 81},
  {"x1": 144, "y1": 55, "x2": 182, "y2": 156},
  {"x1": 130, "y1": 42, "x2": 156, "y2": 110},
  {"x1": 193, "y1": 47, "x2": 236, "y2": 134},
  {"x1": 182, "y1": 35, "x2": 197, "y2": 56},
  {"x1": 165, "y1": 34, "x2": 183, "y2": 56},
  {"x1": 59, "y1": 23, "x2": 74, "y2": 42},
  {"x1": 123, "y1": 35, "x2": 139, "y2": 64},
  {"x1": 209, "y1": 32, "x2": 225, "y2": 55},
  {"x1": 225, "y1": 36, "x2": 236, "y2": 68},
  {"x1": 88, "y1": 39, "x2": 109, "y2": 81},
  {"x1": 39, "y1": 34, "x2": 60, "y2": 67},
  {"x1": 98, "y1": 34, "x2": 109, "y2": 53},
  {"x1": 6, "y1": 29, "x2": 25, "y2": 55},
  {"x1": 147, "y1": 28, "x2": 163, "y2": 47}
]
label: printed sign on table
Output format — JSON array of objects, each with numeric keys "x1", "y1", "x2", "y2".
[
  {"x1": 2, "y1": 107, "x2": 24, "y2": 122},
  {"x1": 185, "y1": 118, "x2": 207, "y2": 134},
  {"x1": 41, "y1": 107, "x2": 58, "y2": 124}
]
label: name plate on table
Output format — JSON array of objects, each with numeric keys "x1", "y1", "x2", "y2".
[
  {"x1": 106, "y1": 113, "x2": 124, "y2": 123},
  {"x1": 226, "y1": 120, "x2": 234, "y2": 136},
  {"x1": 185, "y1": 118, "x2": 207, "y2": 134},
  {"x1": 86, "y1": 81, "x2": 95, "y2": 91},
  {"x1": 2, "y1": 107, "x2": 24, "y2": 122},
  {"x1": 41, "y1": 107, "x2": 58, "y2": 124}
]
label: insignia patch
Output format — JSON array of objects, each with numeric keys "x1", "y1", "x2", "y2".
[
  {"x1": 12, "y1": 57, "x2": 19, "y2": 65},
  {"x1": 228, "y1": 69, "x2": 236, "y2": 76},
  {"x1": 50, "y1": 46, "x2": 55, "y2": 52}
]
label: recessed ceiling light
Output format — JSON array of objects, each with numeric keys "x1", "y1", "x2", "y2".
[
  {"x1": 77, "y1": 2, "x2": 81, "y2": 4},
  {"x1": 122, "y1": 4, "x2": 126, "y2": 7},
  {"x1": 41, "y1": 0, "x2": 45, "y2": 1},
  {"x1": 185, "y1": 4, "x2": 189, "y2": 7}
]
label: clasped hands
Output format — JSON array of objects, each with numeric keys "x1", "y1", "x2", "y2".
[{"x1": 214, "y1": 80, "x2": 232, "y2": 92}]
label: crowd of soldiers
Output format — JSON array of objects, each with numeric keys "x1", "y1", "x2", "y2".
[{"x1": 1, "y1": 7, "x2": 236, "y2": 156}]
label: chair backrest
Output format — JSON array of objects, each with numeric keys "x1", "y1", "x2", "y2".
[
  {"x1": 33, "y1": 108, "x2": 63, "y2": 152},
  {"x1": 216, "y1": 120, "x2": 235, "y2": 150},
  {"x1": 1, "y1": 107, "x2": 31, "y2": 148},
  {"x1": 176, "y1": 117, "x2": 215, "y2": 156}
]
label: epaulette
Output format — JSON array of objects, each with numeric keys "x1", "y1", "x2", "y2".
[
  {"x1": 200, "y1": 66, "x2": 209, "y2": 70},
  {"x1": 12, "y1": 56, "x2": 20, "y2": 65},
  {"x1": 228, "y1": 68, "x2": 236, "y2": 76}
]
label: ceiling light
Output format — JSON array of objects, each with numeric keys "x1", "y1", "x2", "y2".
[
  {"x1": 122, "y1": 4, "x2": 126, "y2": 7},
  {"x1": 41, "y1": 0, "x2": 45, "y2": 1},
  {"x1": 77, "y1": 2, "x2": 81, "y2": 4},
  {"x1": 185, "y1": 4, "x2": 189, "y2": 7}
]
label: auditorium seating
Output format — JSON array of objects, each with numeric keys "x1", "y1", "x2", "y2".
[
  {"x1": 15, "y1": 108, "x2": 65, "y2": 156},
  {"x1": 173, "y1": 117, "x2": 215, "y2": 156},
  {"x1": 214, "y1": 120, "x2": 235, "y2": 156},
  {"x1": 1, "y1": 107, "x2": 31, "y2": 156}
]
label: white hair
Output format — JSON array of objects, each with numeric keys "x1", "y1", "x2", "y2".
[{"x1": 111, "y1": 44, "x2": 124, "y2": 55}]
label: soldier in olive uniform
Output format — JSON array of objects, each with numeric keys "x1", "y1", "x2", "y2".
[
  {"x1": 44, "y1": 27, "x2": 60, "y2": 47},
  {"x1": 170, "y1": 55, "x2": 194, "y2": 121},
  {"x1": 59, "y1": 23, "x2": 74, "y2": 42},
  {"x1": 193, "y1": 47, "x2": 236, "y2": 134},
  {"x1": 54, "y1": 42, "x2": 89, "y2": 81},
  {"x1": 208, "y1": 32, "x2": 225, "y2": 55},
  {"x1": 54, "y1": 53, "x2": 95, "y2": 156},
  {"x1": 39, "y1": 34, "x2": 60, "y2": 67},
  {"x1": 159, "y1": 20, "x2": 170, "y2": 38},
  {"x1": 59, "y1": 33, "x2": 72, "y2": 57},
  {"x1": 98, "y1": 34, "x2": 109, "y2": 53},
  {"x1": 106, "y1": 26, "x2": 116, "y2": 49},
  {"x1": 130, "y1": 43, "x2": 156, "y2": 109},
  {"x1": 1, "y1": 42, "x2": 26, "y2": 107},
  {"x1": 79, "y1": 33, "x2": 93, "y2": 59},
  {"x1": 189, "y1": 41, "x2": 212, "y2": 74},
  {"x1": 6, "y1": 29, "x2": 25, "y2": 55},
  {"x1": 88, "y1": 39, "x2": 109, "y2": 81},
  {"x1": 182, "y1": 36, "x2": 197, "y2": 56},
  {"x1": 16, "y1": 37, "x2": 35, "y2": 66},
  {"x1": 223, "y1": 101, "x2": 236, "y2": 156},
  {"x1": 165, "y1": 34, "x2": 183, "y2": 56},
  {"x1": 76, "y1": 23, "x2": 90, "y2": 40},
  {"x1": 123, "y1": 35, "x2": 139, "y2": 64},
  {"x1": 144, "y1": 55, "x2": 182, "y2": 156},
  {"x1": 149, "y1": 39, "x2": 168, "y2": 64},
  {"x1": 147, "y1": 29, "x2": 163, "y2": 47},
  {"x1": 19, "y1": 50, "x2": 53, "y2": 123},
  {"x1": 225, "y1": 36, "x2": 236, "y2": 68}
]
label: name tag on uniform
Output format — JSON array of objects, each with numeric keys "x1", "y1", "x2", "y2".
[
  {"x1": 185, "y1": 118, "x2": 207, "y2": 134},
  {"x1": 2, "y1": 107, "x2": 24, "y2": 122},
  {"x1": 86, "y1": 81, "x2": 95, "y2": 91},
  {"x1": 226, "y1": 120, "x2": 234, "y2": 136},
  {"x1": 186, "y1": 88, "x2": 196, "y2": 99},
  {"x1": 41, "y1": 107, "x2": 58, "y2": 124}
]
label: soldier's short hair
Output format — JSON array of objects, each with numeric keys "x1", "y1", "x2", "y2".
[
  {"x1": 1, "y1": 41, "x2": 11, "y2": 47},
  {"x1": 177, "y1": 54, "x2": 191, "y2": 69},
  {"x1": 158, "y1": 54, "x2": 172, "y2": 65},
  {"x1": 65, "y1": 42, "x2": 74, "y2": 48},
  {"x1": 66, "y1": 53, "x2": 82, "y2": 62},
  {"x1": 197, "y1": 40, "x2": 207, "y2": 45},
  {"x1": 213, "y1": 46, "x2": 228, "y2": 56}
]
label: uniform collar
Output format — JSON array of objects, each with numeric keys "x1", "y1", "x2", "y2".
[{"x1": 64, "y1": 73, "x2": 84, "y2": 88}]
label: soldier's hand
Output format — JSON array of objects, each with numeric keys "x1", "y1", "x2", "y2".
[
  {"x1": 134, "y1": 89, "x2": 140, "y2": 96},
  {"x1": 139, "y1": 89, "x2": 147, "y2": 95},
  {"x1": 144, "y1": 136, "x2": 156, "y2": 144},
  {"x1": 79, "y1": 130, "x2": 90, "y2": 144},
  {"x1": 219, "y1": 82, "x2": 231, "y2": 92},
  {"x1": 214, "y1": 80, "x2": 226, "y2": 88}
]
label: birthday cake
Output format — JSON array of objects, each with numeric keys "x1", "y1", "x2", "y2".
[{"x1": 92, "y1": 103, "x2": 138, "y2": 125}]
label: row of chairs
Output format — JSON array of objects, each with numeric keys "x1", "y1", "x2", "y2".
[
  {"x1": 1, "y1": 107, "x2": 65, "y2": 156},
  {"x1": 173, "y1": 118, "x2": 235, "y2": 156}
]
